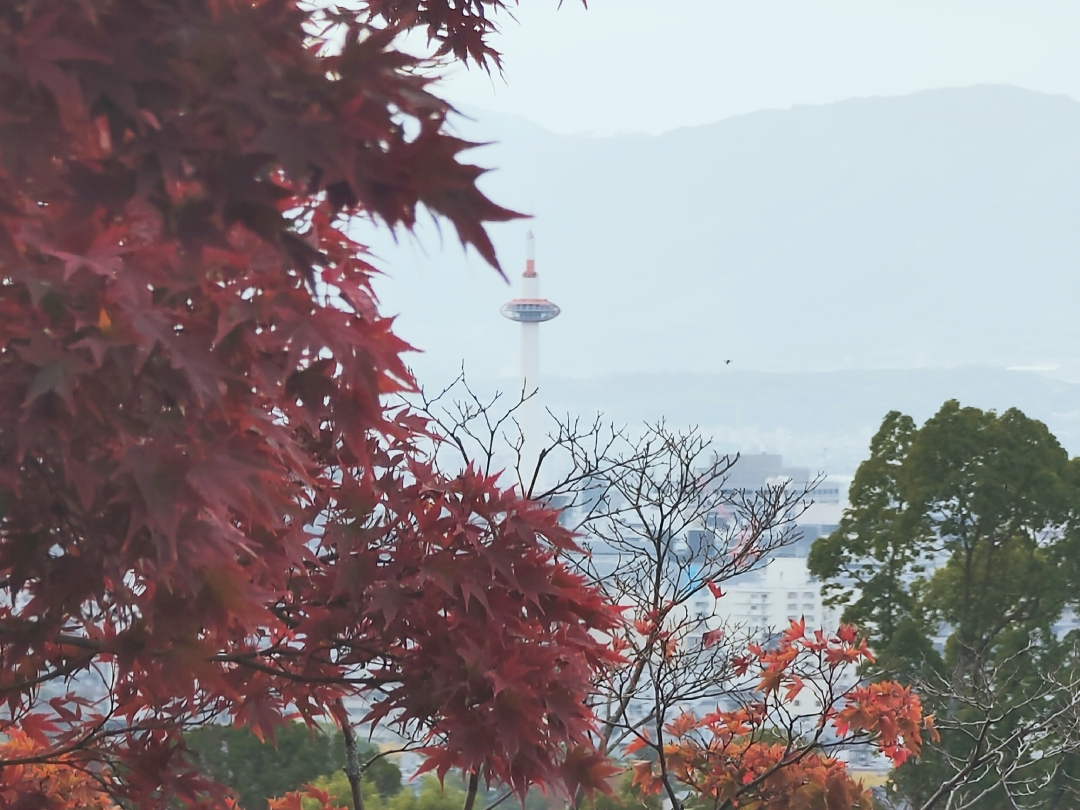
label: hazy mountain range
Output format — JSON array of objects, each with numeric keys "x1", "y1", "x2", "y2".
[
  {"x1": 537, "y1": 367, "x2": 1080, "y2": 474},
  {"x1": 357, "y1": 84, "x2": 1080, "y2": 472}
]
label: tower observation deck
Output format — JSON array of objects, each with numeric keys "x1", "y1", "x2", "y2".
[
  {"x1": 500, "y1": 299, "x2": 561, "y2": 322},
  {"x1": 500, "y1": 231, "x2": 560, "y2": 322}
]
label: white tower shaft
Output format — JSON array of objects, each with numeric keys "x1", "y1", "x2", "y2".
[
  {"x1": 520, "y1": 234, "x2": 540, "y2": 484},
  {"x1": 520, "y1": 319, "x2": 540, "y2": 485},
  {"x1": 499, "y1": 231, "x2": 559, "y2": 495}
]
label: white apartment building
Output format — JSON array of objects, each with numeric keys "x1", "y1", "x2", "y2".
[
  {"x1": 701, "y1": 467, "x2": 851, "y2": 637},
  {"x1": 711, "y1": 556, "x2": 845, "y2": 636}
]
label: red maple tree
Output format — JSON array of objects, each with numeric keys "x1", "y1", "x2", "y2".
[
  {"x1": 0, "y1": 1, "x2": 621, "y2": 807},
  {"x1": 626, "y1": 621, "x2": 936, "y2": 810}
]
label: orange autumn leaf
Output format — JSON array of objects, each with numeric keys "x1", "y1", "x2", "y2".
[
  {"x1": 624, "y1": 733, "x2": 652, "y2": 755},
  {"x1": 757, "y1": 669, "x2": 784, "y2": 695},
  {"x1": 0, "y1": 730, "x2": 117, "y2": 809}
]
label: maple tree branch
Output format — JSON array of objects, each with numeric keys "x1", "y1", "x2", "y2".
[
  {"x1": 55, "y1": 633, "x2": 104, "y2": 651},
  {"x1": 0, "y1": 651, "x2": 96, "y2": 696},
  {"x1": 40, "y1": 631, "x2": 387, "y2": 688},
  {"x1": 212, "y1": 654, "x2": 386, "y2": 686},
  {"x1": 0, "y1": 703, "x2": 123, "y2": 769},
  {"x1": 651, "y1": 671, "x2": 683, "y2": 810}
]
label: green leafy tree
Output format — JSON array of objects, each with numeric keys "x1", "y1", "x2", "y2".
[
  {"x1": 307, "y1": 772, "x2": 572, "y2": 810},
  {"x1": 187, "y1": 723, "x2": 344, "y2": 809},
  {"x1": 809, "y1": 401, "x2": 1080, "y2": 810},
  {"x1": 187, "y1": 723, "x2": 400, "y2": 810},
  {"x1": 388, "y1": 778, "x2": 467, "y2": 810},
  {"x1": 308, "y1": 769, "x2": 402, "y2": 810},
  {"x1": 365, "y1": 753, "x2": 404, "y2": 800}
]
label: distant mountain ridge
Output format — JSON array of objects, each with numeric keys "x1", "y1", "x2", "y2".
[
  {"x1": 533, "y1": 366, "x2": 1080, "y2": 474},
  {"x1": 363, "y1": 86, "x2": 1080, "y2": 472},
  {"x1": 366, "y1": 85, "x2": 1080, "y2": 384}
]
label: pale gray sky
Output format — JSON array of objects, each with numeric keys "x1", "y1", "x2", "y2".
[{"x1": 438, "y1": 1, "x2": 1080, "y2": 136}]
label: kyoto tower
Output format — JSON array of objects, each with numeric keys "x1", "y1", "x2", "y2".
[{"x1": 500, "y1": 231, "x2": 560, "y2": 481}]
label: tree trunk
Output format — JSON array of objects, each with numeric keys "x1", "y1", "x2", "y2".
[
  {"x1": 341, "y1": 716, "x2": 365, "y2": 810},
  {"x1": 463, "y1": 770, "x2": 480, "y2": 810}
]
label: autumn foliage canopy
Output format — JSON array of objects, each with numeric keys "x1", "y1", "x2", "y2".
[
  {"x1": 0, "y1": 0, "x2": 621, "y2": 806},
  {"x1": 0, "y1": 1, "x2": 930, "y2": 808}
]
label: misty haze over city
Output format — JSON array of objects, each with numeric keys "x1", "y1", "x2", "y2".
[
  {"x1": 359, "y1": 84, "x2": 1080, "y2": 473},
  {"x1": 345, "y1": 2, "x2": 1080, "y2": 476}
]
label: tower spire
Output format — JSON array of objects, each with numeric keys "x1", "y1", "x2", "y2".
[{"x1": 524, "y1": 230, "x2": 536, "y2": 278}]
